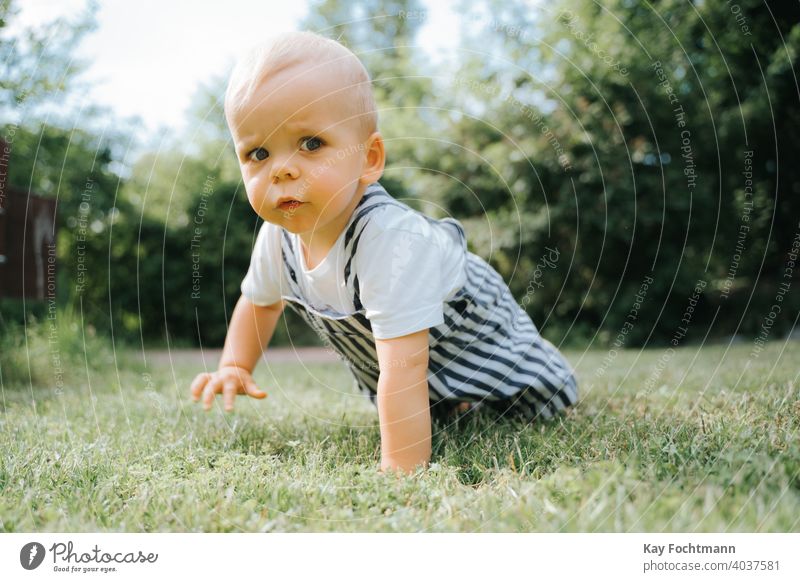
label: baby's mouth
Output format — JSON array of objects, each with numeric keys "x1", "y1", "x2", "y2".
[{"x1": 277, "y1": 199, "x2": 304, "y2": 211}]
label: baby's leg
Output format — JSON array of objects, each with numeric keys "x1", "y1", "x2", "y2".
[
  {"x1": 453, "y1": 402, "x2": 471, "y2": 413},
  {"x1": 486, "y1": 379, "x2": 577, "y2": 422},
  {"x1": 429, "y1": 399, "x2": 478, "y2": 423}
]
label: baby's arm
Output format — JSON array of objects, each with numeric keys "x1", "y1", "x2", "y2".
[
  {"x1": 375, "y1": 329, "x2": 432, "y2": 474},
  {"x1": 189, "y1": 295, "x2": 284, "y2": 411}
]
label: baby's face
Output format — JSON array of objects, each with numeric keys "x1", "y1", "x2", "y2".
[{"x1": 228, "y1": 60, "x2": 372, "y2": 235}]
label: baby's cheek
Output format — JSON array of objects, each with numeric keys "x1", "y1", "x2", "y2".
[
  {"x1": 245, "y1": 188, "x2": 259, "y2": 209},
  {"x1": 245, "y1": 189, "x2": 270, "y2": 219},
  {"x1": 309, "y1": 158, "x2": 338, "y2": 181}
]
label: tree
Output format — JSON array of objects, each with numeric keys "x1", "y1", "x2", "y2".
[
  {"x1": 428, "y1": 0, "x2": 800, "y2": 345},
  {"x1": 0, "y1": 0, "x2": 97, "y2": 115}
]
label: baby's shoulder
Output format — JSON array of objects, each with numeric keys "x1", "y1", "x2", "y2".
[
  {"x1": 357, "y1": 188, "x2": 466, "y2": 258},
  {"x1": 357, "y1": 194, "x2": 438, "y2": 244}
]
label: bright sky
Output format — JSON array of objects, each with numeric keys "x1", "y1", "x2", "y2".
[{"x1": 12, "y1": 0, "x2": 462, "y2": 143}]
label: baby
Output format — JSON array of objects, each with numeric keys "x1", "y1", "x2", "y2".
[{"x1": 189, "y1": 31, "x2": 578, "y2": 474}]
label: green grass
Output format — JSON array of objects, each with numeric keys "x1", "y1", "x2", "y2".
[{"x1": 1, "y1": 339, "x2": 798, "y2": 532}]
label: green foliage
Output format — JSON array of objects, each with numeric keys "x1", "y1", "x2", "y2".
[
  {"x1": 0, "y1": 305, "x2": 119, "y2": 387},
  {"x1": 0, "y1": 0, "x2": 97, "y2": 111},
  {"x1": 429, "y1": 0, "x2": 800, "y2": 345},
  {"x1": 6, "y1": 0, "x2": 798, "y2": 349}
]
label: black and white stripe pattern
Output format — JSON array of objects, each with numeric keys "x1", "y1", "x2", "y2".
[{"x1": 279, "y1": 182, "x2": 578, "y2": 421}]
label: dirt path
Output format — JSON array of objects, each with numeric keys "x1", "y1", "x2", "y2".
[{"x1": 143, "y1": 346, "x2": 339, "y2": 367}]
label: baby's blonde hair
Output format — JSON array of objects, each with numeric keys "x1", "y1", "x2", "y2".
[{"x1": 224, "y1": 31, "x2": 378, "y2": 138}]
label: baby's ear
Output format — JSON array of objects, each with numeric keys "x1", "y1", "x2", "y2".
[{"x1": 360, "y1": 132, "x2": 385, "y2": 185}]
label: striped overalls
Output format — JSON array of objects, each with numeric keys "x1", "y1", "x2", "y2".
[{"x1": 277, "y1": 183, "x2": 579, "y2": 422}]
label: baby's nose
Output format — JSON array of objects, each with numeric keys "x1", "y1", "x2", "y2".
[{"x1": 270, "y1": 157, "x2": 299, "y2": 182}]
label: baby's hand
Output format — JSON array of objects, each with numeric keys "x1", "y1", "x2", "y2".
[{"x1": 189, "y1": 366, "x2": 267, "y2": 412}]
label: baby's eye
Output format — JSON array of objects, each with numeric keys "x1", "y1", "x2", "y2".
[
  {"x1": 247, "y1": 147, "x2": 269, "y2": 162},
  {"x1": 300, "y1": 136, "x2": 323, "y2": 152}
]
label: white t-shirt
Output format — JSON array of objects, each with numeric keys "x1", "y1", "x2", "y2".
[{"x1": 240, "y1": 200, "x2": 467, "y2": 340}]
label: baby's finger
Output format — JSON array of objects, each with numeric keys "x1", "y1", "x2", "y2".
[
  {"x1": 190, "y1": 373, "x2": 211, "y2": 401},
  {"x1": 203, "y1": 378, "x2": 222, "y2": 411},
  {"x1": 244, "y1": 380, "x2": 267, "y2": 399},
  {"x1": 222, "y1": 380, "x2": 238, "y2": 412}
]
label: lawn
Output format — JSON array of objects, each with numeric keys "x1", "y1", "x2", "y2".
[{"x1": 1, "y1": 339, "x2": 798, "y2": 532}]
